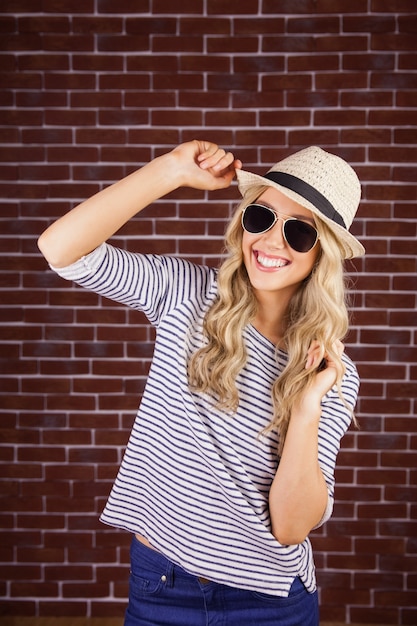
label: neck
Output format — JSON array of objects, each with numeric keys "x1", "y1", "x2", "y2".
[{"x1": 252, "y1": 297, "x2": 289, "y2": 348}]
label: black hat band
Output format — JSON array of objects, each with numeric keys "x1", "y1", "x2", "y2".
[{"x1": 264, "y1": 171, "x2": 346, "y2": 229}]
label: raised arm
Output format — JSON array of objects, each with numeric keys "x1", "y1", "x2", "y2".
[{"x1": 38, "y1": 141, "x2": 241, "y2": 268}]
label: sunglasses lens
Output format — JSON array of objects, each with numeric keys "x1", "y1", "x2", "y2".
[
  {"x1": 284, "y1": 220, "x2": 317, "y2": 253},
  {"x1": 242, "y1": 204, "x2": 276, "y2": 234}
]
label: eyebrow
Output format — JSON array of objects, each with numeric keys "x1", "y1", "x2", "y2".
[{"x1": 259, "y1": 201, "x2": 316, "y2": 225}]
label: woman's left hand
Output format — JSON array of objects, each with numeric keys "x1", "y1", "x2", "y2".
[{"x1": 304, "y1": 339, "x2": 345, "y2": 402}]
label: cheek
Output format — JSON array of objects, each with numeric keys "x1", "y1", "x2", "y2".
[
  {"x1": 311, "y1": 242, "x2": 322, "y2": 266},
  {"x1": 241, "y1": 232, "x2": 257, "y2": 266},
  {"x1": 241, "y1": 231, "x2": 250, "y2": 258},
  {"x1": 302, "y1": 245, "x2": 321, "y2": 276}
]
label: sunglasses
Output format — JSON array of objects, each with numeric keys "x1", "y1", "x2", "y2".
[{"x1": 241, "y1": 203, "x2": 319, "y2": 253}]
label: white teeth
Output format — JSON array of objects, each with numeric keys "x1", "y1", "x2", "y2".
[{"x1": 257, "y1": 253, "x2": 287, "y2": 268}]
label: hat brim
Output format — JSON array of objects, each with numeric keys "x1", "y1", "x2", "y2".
[{"x1": 236, "y1": 169, "x2": 365, "y2": 259}]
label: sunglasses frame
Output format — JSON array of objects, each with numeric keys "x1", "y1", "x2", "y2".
[{"x1": 241, "y1": 203, "x2": 319, "y2": 253}]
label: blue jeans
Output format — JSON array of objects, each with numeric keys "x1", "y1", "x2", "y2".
[{"x1": 124, "y1": 536, "x2": 319, "y2": 626}]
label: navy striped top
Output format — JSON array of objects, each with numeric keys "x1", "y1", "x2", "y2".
[{"x1": 53, "y1": 242, "x2": 359, "y2": 597}]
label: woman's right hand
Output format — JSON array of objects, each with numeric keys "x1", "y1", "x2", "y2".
[
  {"x1": 170, "y1": 140, "x2": 242, "y2": 191},
  {"x1": 38, "y1": 140, "x2": 242, "y2": 268}
]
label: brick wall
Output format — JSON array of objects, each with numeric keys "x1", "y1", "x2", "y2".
[{"x1": 1, "y1": 2, "x2": 416, "y2": 624}]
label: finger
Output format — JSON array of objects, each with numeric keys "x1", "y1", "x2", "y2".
[
  {"x1": 196, "y1": 141, "x2": 219, "y2": 159},
  {"x1": 212, "y1": 151, "x2": 236, "y2": 171},
  {"x1": 197, "y1": 147, "x2": 226, "y2": 168},
  {"x1": 199, "y1": 149, "x2": 237, "y2": 173},
  {"x1": 207, "y1": 167, "x2": 237, "y2": 190},
  {"x1": 322, "y1": 341, "x2": 345, "y2": 368},
  {"x1": 305, "y1": 340, "x2": 323, "y2": 369},
  {"x1": 335, "y1": 339, "x2": 345, "y2": 357},
  {"x1": 200, "y1": 153, "x2": 230, "y2": 171}
]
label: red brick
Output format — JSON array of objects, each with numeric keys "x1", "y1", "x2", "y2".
[
  {"x1": 73, "y1": 53, "x2": 124, "y2": 71},
  {"x1": 207, "y1": 0, "x2": 258, "y2": 13},
  {"x1": 288, "y1": 54, "x2": 340, "y2": 72},
  {"x1": 209, "y1": 37, "x2": 259, "y2": 54},
  {"x1": 153, "y1": 0, "x2": 203, "y2": 12},
  {"x1": 90, "y1": 601, "x2": 126, "y2": 618},
  {"x1": 73, "y1": 16, "x2": 123, "y2": 33},
  {"x1": 372, "y1": 32, "x2": 417, "y2": 51},
  {"x1": 355, "y1": 571, "x2": 404, "y2": 589},
  {"x1": 385, "y1": 416, "x2": 417, "y2": 433},
  {"x1": 0, "y1": 601, "x2": 37, "y2": 616},
  {"x1": 315, "y1": 109, "x2": 367, "y2": 126},
  {"x1": 321, "y1": 585, "x2": 371, "y2": 605},
  {"x1": 287, "y1": 91, "x2": 339, "y2": 108},
  {"x1": 327, "y1": 553, "x2": 377, "y2": 569},
  {"x1": 38, "y1": 600, "x2": 88, "y2": 617},
  {"x1": 343, "y1": 15, "x2": 396, "y2": 32},
  {"x1": 10, "y1": 581, "x2": 59, "y2": 597},
  {"x1": 350, "y1": 607, "x2": 398, "y2": 624},
  {"x1": 207, "y1": 74, "x2": 258, "y2": 91},
  {"x1": 369, "y1": 109, "x2": 417, "y2": 126}
]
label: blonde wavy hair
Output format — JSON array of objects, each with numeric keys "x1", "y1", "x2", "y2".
[{"x1": 189, "y1": 186, "x2": 351, "y2": 453}]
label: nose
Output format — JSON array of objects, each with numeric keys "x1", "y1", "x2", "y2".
[{"x1": 263, "y1": 217, "x2": 286, "y2": 249}]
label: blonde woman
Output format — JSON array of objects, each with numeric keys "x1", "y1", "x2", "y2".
[{"x1": 38, "y1": 140, "x2": 364, "y2": 626}]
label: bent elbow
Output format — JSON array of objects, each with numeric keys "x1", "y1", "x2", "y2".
[
  {"x1": 37, "y1": 232, "x2": 54, "y2": 265},
  {"x1": 271, "y1": 523, "x2": 308, "y2": 546},
  {"x1": 38, "y1": 231, "x2": 68, "y2": 268},
  {"x1": 273, "y1": 532, "x2": 307, "y2": 546}
]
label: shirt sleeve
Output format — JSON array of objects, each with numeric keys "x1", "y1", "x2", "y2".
[
  {"x1": 50, "y1": 242, "x2": 214, "y2": 327},
  {"x1": 313, "y1": 355, "x2": 360, "y2": 528}
]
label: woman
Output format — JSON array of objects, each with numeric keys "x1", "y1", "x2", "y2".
[{"x1": 38, "y1": 140, "x2": 364, "y2": 625}]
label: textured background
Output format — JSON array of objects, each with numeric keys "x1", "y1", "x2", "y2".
[{"x1": 1, "y1": 1, "x2": 416, "y2": 624}]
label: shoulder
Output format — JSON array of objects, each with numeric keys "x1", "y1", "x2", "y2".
[
  {"x1": 342, "y1": 352, "x2": 359, "y2": 386},
  {"x1": 336, "y1": 351, "x2": 360, "y2": 411}
]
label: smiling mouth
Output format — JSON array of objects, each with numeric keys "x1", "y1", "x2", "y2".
[{"x1": 256, "y1": 252, "x2": 290, "y2": 269}]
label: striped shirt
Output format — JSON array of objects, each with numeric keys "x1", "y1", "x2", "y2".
[{"x1": 53, "y1": 242, "x2": 359, "y2": 597}]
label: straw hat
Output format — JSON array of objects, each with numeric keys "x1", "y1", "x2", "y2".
[{"x1": 236, "y1": 146, "x2": 365, "y2": 259}]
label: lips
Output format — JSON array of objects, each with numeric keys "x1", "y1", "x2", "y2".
[{"x1": 255, "y1": 251, "x2": 290, "y2": 269}]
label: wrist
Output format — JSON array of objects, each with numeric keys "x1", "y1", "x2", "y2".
[
  {"x1": 163, "y1": 146, "x2": 200, "y2": 190},
  {"x1": 151, "y1": 151, "x2": 185, "y2": 192},
  {"x1": 291, "y1": 399, "x2": 321, "y2": 424}
]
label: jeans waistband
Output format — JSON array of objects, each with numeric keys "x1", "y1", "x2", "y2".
[{"x1": 131, "y1": 535, "x2": 207, "y2": 586}]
